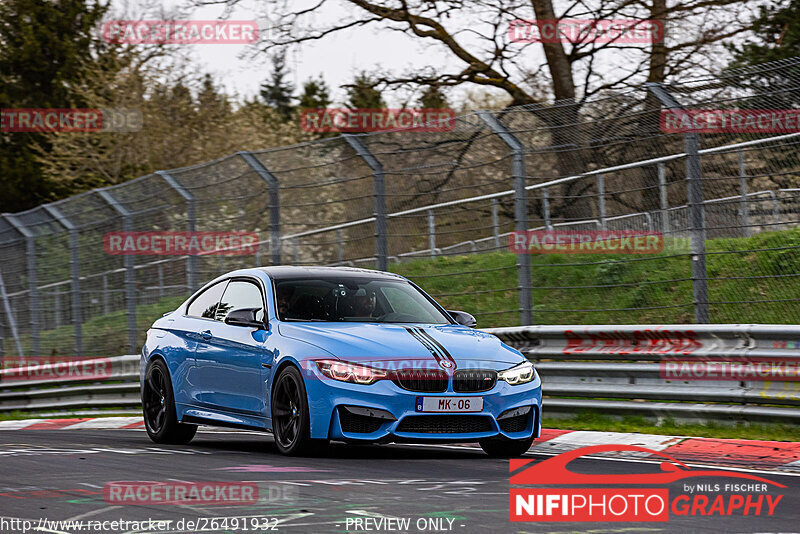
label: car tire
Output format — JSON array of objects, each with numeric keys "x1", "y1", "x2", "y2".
[
  {"x1": 142, "y1": 358, "x2": 197, "y2": 445},
  {"x1": 271, "y1": 365, "x2": 327, "y2": 455},
  {"x1": 479, "y1": 436, "x2": 534, "y2": 458}
]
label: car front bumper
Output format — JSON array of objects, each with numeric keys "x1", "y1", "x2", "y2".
[{"x1": 302, "y1": 364, "x2": 542, "y2": 443}]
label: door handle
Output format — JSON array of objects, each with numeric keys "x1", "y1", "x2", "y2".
[{"x1": 200, "y1": 330, "x2": 213, "y2": 340}]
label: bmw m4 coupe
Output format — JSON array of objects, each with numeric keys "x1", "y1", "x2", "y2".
[{"x1": 141, "y1": 267, "x2": 542, "y2": 456}]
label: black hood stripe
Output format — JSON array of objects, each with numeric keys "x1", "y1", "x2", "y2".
[
  {"x1": 403, "y1": 326, "x2": 457, "y2": 369},
  {"x1": 415, "y1": 328, "x2": 456, "y2": 366},
  {"x1": 404, "y1": 326, "x2": 441, "y2": 359}
]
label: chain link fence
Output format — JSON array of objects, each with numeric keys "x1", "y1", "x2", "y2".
[{"x1": 1, "y1": 57, "x2": 799, "y2": 357}]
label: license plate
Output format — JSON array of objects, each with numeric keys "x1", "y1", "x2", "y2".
[{"x1": 415, "y1": 396, "x2": 484, "y2": 413}]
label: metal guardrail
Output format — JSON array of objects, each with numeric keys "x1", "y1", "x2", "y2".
[
  {"x1": 1, "y1": 325, "x2": 798, "y2": 423},
  {"x1": 0, "y1": 355, "x2": 139, "y2": 412},
  {"x1": 487, "y1": 324, "x2": 800, "y2": 423}
]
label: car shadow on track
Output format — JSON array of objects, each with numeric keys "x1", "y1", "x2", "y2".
[{"x1": 128, "y1": 430, "x2": 491, "y2": 460}]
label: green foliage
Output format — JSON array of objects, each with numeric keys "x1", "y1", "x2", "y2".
[
  {"x1": 0, "y1": 0, "x2": 109, "y2": 212},
  {"x1": 417, "y1": 85, "x2": 449, "y2": 109},
  {"x1": 299, "y1": 76, "x2": 332, "y2": 109},
  {"x1": 726, "y1": 0, "x2": 800, "y2": 110},
  {"x1": 260, "y1": 50, "x2": 295, "y2": 121},
  {"x1": 344, "y1": 72, "x2": 385, "y2": 109},
  {"x1": 728, "y1": 0, "x2": 800, "y2": 68}
]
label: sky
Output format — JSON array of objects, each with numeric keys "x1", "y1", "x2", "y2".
[{"x1": 112, "y1": 0, "x2": 473, "y2": 106}]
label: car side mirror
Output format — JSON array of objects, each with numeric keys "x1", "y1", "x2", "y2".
[
  {"x1": 448, "y1": 310, "x2": 477, "y2": 328},
  {"x1": 225, "y1": 308, "x2": 267, "y2": 329}
]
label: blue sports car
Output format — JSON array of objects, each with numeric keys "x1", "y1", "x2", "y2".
[{"x1": 141, "y1": 267, "x2": 542, "y2": 456}]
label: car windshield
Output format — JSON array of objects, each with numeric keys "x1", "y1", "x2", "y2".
[{"x1": 274, "y1": 277, "x2": 451, "y2": 324}]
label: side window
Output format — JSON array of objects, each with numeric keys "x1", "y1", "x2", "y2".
[
  {"x1": 216, "y1": 280, "x2": 265, "y2": 323},
  {"x1": 187, "y1": 281, "x2": 227, "y2": 320}
]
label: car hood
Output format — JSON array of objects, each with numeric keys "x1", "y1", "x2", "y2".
[{"x1": 277, "y1": 322, "x2": 523, "y2": 366}]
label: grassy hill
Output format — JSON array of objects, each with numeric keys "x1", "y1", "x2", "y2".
[{"x1": 7, "y1": 228, "x2": 800, "y2": 356}]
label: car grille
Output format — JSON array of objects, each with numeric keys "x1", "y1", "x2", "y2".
[
  {"x1": 392, "y1": 369, "x2": 448, "y2": 393},
  {"x1": 339, "y1": 408, "x2": 384, "y2": 434},
  {"x1": 453, "y1": 369, "x2": 497, "y2": 392},
  {"x1": 396, "y1": 415, "x2": 493, "y2": 434}
]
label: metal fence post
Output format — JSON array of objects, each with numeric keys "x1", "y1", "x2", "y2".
[
  {"x1": 238, "y1": 152, "x2": 281, "y2": 265},
  {"x1": 596, "y1": 174, "x2": 607, "y2": 230},
  {"x1": 54, "y1": 291, "x2": 61, "y2": 328},
  {"x1": 98, "y1": 190, "x2": 138, "y2": 353},
  {"x1": 428, "y1": 209, "x2": 436, "y2": 257},
  {"x1": 42, "y1": 205, "x2": 82, "y2": 354},
  {"x1": 491, "y1": 199, "x2": 500, "y2": 249},
  {"x1": 157, "y1": 264, "x2": 164, "y2": 298},
  {"x1": 738, "y1": 150, "x2": 750, "y2": 237},
  {"x1": 477, "y1": 111, "x2": 533, "y2": 325},
  {"x1": 2, "y1": 214, "x2": 38, "y2": 353},
  {"x1": 0, "y1": 268, "x2": 23, "y2": 357},
  {"x1": 336, "y1": 230, "x2": 344, "y2": 263},
  {"x1": 157, "y1": 171, "x2": 197, "y2": 291},
  {"x1": 103, "y1": 274, "x2": 110, "y2": 315},
  {"x1": 647, "y1": 82, "x2": 709, "y2": 323},
  {"x1": 542, "y1": 188, "x2": 552, "y2": 230},
  {"x1": 658, "y1": 163, "x2": 670, "y2": 236},
  {"x1": 343, "y1": 134, "x2": 388, "y2": 271}
]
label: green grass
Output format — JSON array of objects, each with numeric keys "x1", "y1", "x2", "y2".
[
  {"x1": 10, "y1": 227, "x2": 800, "y2": 354},
  {"x1": 15, "y1": 295, "x2": 185, "y2": 356},
  {"x1": 544, "y1": 412, "x2": 800, "y2": 442},
  {"x1": 392, "y1": 228, "x2": 800, "y2": 326}
]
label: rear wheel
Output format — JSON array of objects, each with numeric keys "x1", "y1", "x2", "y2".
[
  {"x1": 142, "y1": 359, "x2": 197, "y2": 444},
  {"x1": 271, "y1": 366, "x2": 327, "y2": 455},
  {"x1": 479, "y1": 436, "x2": 534, "y2": 458}
]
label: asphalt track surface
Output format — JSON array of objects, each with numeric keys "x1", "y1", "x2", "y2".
[{"x1": 0, "y1": 429, "x2": 797, "y2": 534}]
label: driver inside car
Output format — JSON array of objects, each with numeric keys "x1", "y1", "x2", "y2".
[
  {"x1": 351, "y1": 288, "x2": 377, "y2": 318},
  {"x1": 277, "y1": 285, "x2": 296, "y2": 317}
]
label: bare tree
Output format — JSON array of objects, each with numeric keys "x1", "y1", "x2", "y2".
[{"x1": 199, "y1": 0, "x2": 762, "y2": 214}]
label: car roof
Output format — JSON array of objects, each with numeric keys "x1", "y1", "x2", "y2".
[{"x1": 255, "y1": 266, "x2": 406, "y2": 281}]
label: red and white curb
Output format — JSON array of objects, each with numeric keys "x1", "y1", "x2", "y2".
[
  {"x1": 0, "y1": 417, "x2": 144, "y2": 431},
  {"x1": 531, "y1": 428, "x2": 800, "y2": 473},
  {"x1": 1, "y1": 417, "x2": 798, "y2": 473}
]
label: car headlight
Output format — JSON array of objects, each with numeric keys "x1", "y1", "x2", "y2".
[
  {"x1": 315, "y1": 359, "x2": 388, "y2": 385},
  {"x1": 497, "y1": 361, "x2": 536, "y2": 385}
]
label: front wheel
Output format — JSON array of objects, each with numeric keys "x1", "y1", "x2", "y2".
[
  {"x1": 479, "y1": 436, "x2": 534, "y2": 458},
  {"x1": 271, "y1": 366, "x2": 327, "y2": 455},
  {"x1": 142, "y1": 358, "x2": 197, "y2": 444}
]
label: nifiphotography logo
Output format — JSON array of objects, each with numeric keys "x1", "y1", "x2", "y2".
[{"x1": 509, "y1": 444, "x2": 785, "y2": 522}]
